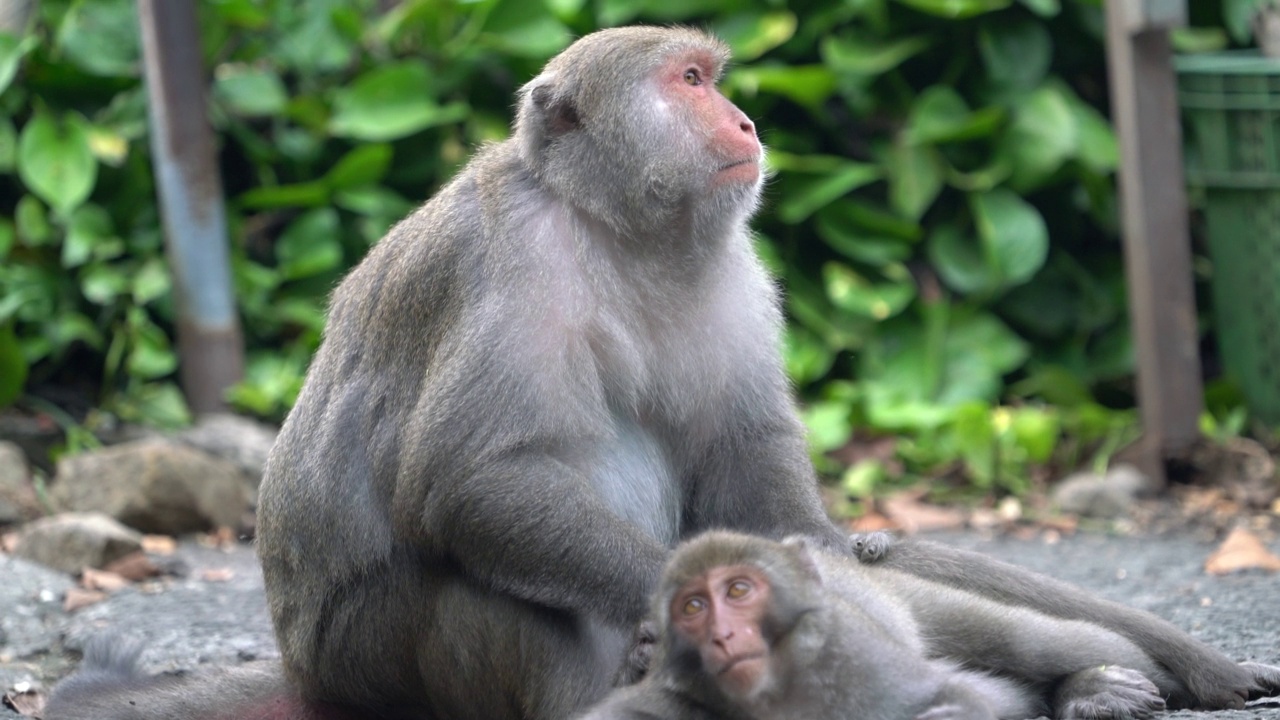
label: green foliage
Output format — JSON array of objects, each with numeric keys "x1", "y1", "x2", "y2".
[{"x1": 0, "y1": 0, "x2": 1153, "y2": 494}]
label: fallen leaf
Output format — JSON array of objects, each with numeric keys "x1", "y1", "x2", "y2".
[
  {"x1": 882, "y1": 494, "x2": 966, "y2": 533},
  {"x1": 104, "y1": 551, "x2": 162, "y2": 581},
  {"x1": 1205, "y1": 528, "x2": 1280, "y2": 575},
  {"x1": 848, "y1": 513, "x2": 895, "y2": 533},
  {"x1": 141, "y1": 534, "x2": 177, "y2": 555},
  {"x1": 3, "y1": 687, "x2": 45, "y2": 716},
  {"x1": 201, "y1": 568, "x2": 235, "y2": 583},
  {"x1": 63, "y1": 587, "x2": 108, "y2": 612},
  {"x1": 199, "y1": 526, "x2": 239, "y2": 550},
  {"x1": 81, "y1": 568, "x2": 131, "y2": 593},
  {"x1": 1, "y1": 532, "x2": 18, "y2": 553}
]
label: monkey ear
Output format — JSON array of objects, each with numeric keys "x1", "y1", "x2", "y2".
[
  {"x1": 781, "y1": 536, "x2": 825, "y2": 586},
  {"x1": 516, "y1": 72, "x2": 580, "y2": 163}
]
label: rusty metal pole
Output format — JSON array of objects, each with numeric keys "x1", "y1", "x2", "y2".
[
  {"x1": 1104, "y1": 0, "x2": 1201, "y2": 486},
  {"x1": 137, "y1": 0, "x2": 243, "y2": 414}
]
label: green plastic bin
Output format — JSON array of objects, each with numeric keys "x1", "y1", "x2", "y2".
[{"x1": 1177, "y1": 51, "x2": 1280, "y2": 423}]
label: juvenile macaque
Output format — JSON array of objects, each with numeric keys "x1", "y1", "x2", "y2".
[{"x1": 579, "y1": 531, "x2": 1039, "y2": 720}]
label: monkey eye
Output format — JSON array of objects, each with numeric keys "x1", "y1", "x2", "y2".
[
  {"x1": 682, "y1": 597, "x2": 707, "y2": 616},
  {"x1": 683, "y1": 68, "x2": 702, "y2": 86},
  {"x1": 726, "y1": 580, "x2": 752, "y2": 599}
]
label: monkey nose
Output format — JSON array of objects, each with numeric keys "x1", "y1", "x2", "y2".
[{"x1": 739, "y1": 118, "x2": 755, "y2": 136}]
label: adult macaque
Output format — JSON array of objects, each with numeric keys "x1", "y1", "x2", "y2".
[
  {"x1": 580, "y1": 531, "x2": 1043, "y2": 720},
  {"x1": 851, "y1": 531, "x2": 1280, "y2": 711}
]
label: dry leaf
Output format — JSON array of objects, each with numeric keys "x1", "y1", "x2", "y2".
[
  {"x1": 848, "y1": 513, "x2": 895, "y2": 533},
  {"x1": 1205, "y1": 528, "x2": 1280, "y2": 575},
  {"x1": 141, "y1": 535, "x2": 177, "y2": 555},
  {"x1": 1, "y1": 532, "x2": 18, "y2": 554},
  {"x1": 3, "y1": 687, "x2": 45, "y2": 716},
  {"x1": 63, "y1": 587, "x2": 108, "y2": 612},
  {"x1": 201, "y1": 568, "x2": 235, "y2": 583},
  {"x1": 104, "y1": 551, "x2": 162, "y2": 581},
  {"x1": 882, "y1": 494, "x2": 966, "y2": 533},
  {"x1": 81, "y1": 568, "x2": 131, "y2": 593}
]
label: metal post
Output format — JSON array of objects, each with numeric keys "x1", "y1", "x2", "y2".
[
  {"x1": 1104, "y1": 0, "x2": 1201, "y2": 486},
  {"x1": 137, "y1": 0, "x2": 243, "y2": 414}
]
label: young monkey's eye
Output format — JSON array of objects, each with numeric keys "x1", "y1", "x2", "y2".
[
  {"x1": 726, "y1": 580, "x2": 752, "y2": 599},
  {"x1": 682, "y1": 597, "x2": 707, "y2": 615},
  {"x1": 683, "y1": 69, "x2": 701, "y2": 86}
]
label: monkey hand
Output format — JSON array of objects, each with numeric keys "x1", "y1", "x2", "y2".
[
  {"x1": 613, "y1": 618, "x2": 659, "y2": 687},
  {"x1": 1053, "y1": 666, "x2": 1166, "y2": 720},
  {"x1": 849, "y1": 531, "x2": 895, "y2": 563}
]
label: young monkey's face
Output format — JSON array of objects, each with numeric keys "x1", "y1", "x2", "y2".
[{"x1": 669, "y1": 564, "x2": 773, "y2": 698}]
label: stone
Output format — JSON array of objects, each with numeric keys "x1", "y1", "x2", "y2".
[
  {"x1": 175, "y1": 413, "x2": 277, "y2": 488},
  {"x1": 0, "y1": 441, "x2": 40, "y2": 525},
  {"x1": 50, "y1": 439, "x2": 249, "y2": 535},
  {"x1": 11, "y1": 513, "x2": 142, "y2": 575},
  {"x1": 1051, "y1": 463, "x2": 1150, "y2": 519}
]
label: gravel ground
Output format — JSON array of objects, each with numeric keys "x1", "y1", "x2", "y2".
[{"x1": 2, "y1": 530, "x2": 1277, "y2": 718}]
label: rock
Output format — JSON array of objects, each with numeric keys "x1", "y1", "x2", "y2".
[
  {"x1": 0, "y1": 441, "x2": 40, "y2": 525},
  {"x1": 174, "y1": 413, "x2": 277, "y2": 488},
  {"x1": 49, "y1": 440, "x2": 249, "y2": 534},
  {"x1": 11, "y1": 513, "x2": 142, "y2": 575},
  {"x1": 1051, "y1": 464, "x2": 1150, "y2": 519}
]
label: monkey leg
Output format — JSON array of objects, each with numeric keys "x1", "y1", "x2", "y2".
[{"x1": 280, "y1": 556, "x2": 624, "y2": 720}]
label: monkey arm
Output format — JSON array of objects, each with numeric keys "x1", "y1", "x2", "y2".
[
  {"x1": 687, "y1": 404, "x2": 847, "y2": 551},
  {"x1": 420, "y1": 451, "x2": 670, "y2": 627},
  {"x1": 874, "y1": 538, "x2": 1278, "y2": 709}
]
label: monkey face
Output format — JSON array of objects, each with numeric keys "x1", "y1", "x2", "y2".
[{"x1": 669, "y1": 564, "x2": 773, "y2": 699}]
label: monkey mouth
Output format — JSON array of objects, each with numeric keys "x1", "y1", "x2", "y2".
[
  {"x1": 717, "y1": 652, "x2": 766, "y2": 676},
  {"x1": 717, "y1": 159, "x2": 757, "y2": 172}
]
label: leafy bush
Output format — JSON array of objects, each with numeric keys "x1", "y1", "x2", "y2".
[{"x1": 0, "y1": 0, "x2": 1157, "y2": 496}]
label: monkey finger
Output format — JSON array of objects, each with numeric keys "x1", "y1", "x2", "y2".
[
  {"x1": 1240, "y1": 661, "x2": 1280, "y2": 700},
  {"x1": 849, "y1": 531, "x2": 895, "y2": 562}
]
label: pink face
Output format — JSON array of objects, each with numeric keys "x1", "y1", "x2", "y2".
[
  {"x1": 670, "y1": 564, "x2": 773, "y2": 698},
  {"x1": 656, "y1": 52, "x2": 762, "y2": 187}
]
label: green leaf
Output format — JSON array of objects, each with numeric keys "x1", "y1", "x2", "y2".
[
  {"x1": 820, "y1": 199, "x2": 923, "y2": 243},
  {"x1": 55, "y1": 0, "x2": 140, "y2": 77},
  {"x1": 132, "y1": 257, "x2": 171, "y2": 305},
  {"x1": 127, "y1": 318, "x2": 178, "y2": 380},
  {"x1": 1002, "y1": 84, "x2": 1077, "y2": 190},
  {"x1": 482, "y1": 0, "x2": 572, "y2": 58},
  {"x1": 1224, "y1": 0, "x2": 1265, "y2": 43},
  {"x1": 18, "y1": 111, "x2": 98, "y2": 215},
  {"x1": 330, "y1": 62, "x2": 470, "y2": 141},
  {"x1": 905, "y1": 87, "x2": 1005, "y2": 144},
  {"x1": 802, "y1": 399, "x2": 855, "y2": 453},
  {"x1": 334, "y1": 186, "x2": 412, "y2": 218},
  {"x1": 238, "y1": 182, "x2": 330, "y2": 210},
  {"x1": 276, "y1": 4, "x2": 353, "y2": 75},
  {"x1": 1011, "y1": 406, "x2": 1060, "y2": 462},
  {"x1": 597, "y1": 0, "x2": 649, "y2": 24},
  {"x1": 928, "y1": 223, "x2": 996, "y2": 295},
  {"x1": 713, "y1": 11, "x2": 797, "y2": 62},
  {"x1": 276, "y1": 208, "x2": 343, "y2": 280},
  {"x1": 784, "y1": 328, "x2": 837, "y2": 386},
  {"x1": 325, "y1": 144, "x2": 393, "y2": 190},
  {"x1": 725, "y1": 65, "x2": 837, "y2": 108},
  {"x1": 823, "y1": 262, "x2": 916, "y2": 320},
  {"x1": 970, "y1": 189, "x2": 1049, "y2": 287},
  {"x1": 887, "y1": 136, "x2": 944, "y2": 221},
  {"x1": 820, "y1": 34, "x2": 929, "y2": 75},
  {"x1": 0, "y1": 324, "x2": 27, "y2": 407},
  {"x1": 63, "y1": 204, "x2": 116, "y2": 269},
  {"x1": 0, "y1": 32, "x2": 37, "y2": 95},
  {"x1": 1017, "y1": 0, "x2": 1060, "y2": 16},
  {"x1": 775, "y1": 162, "x2": 882, "y2": 224},
  {"x1": 111, "y1": 382, "x2": 192, "y2": 429},
  {"x1": 80, "y1": 264, "x2": 130, "y2": 305},
  {"x1": 15, "y1": 195, "x2": 52, "y2": 246},
  {"x1": 817, "y1": 204, "x2": 914, "y2": 265},
  {"x1": 1067, "y1": 94, "x2": 1118, "y2": 172},
  {"x1": 895, "y1": 0, "x2": 1013, "y2": 19},
  {"x1": 0, "y1": 118, "x2": 15, "y2": 172},
  {"x1": 214, "y1": 66, "x2": 288, "y2": 117},
  {"x1": 978, "y1": 16, "x2": 1052, "y2": 92}
]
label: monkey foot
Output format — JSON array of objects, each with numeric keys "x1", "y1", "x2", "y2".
[
  {"x1": 1053, "y1": 666, "x2": 1165, "y2": 720},
  {"x1": 1241, "y1": 661, "x2": 1280, "y2": 700},
  {"x1": 849, "y1": 531, "x2": 895, "y2": 563}
]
